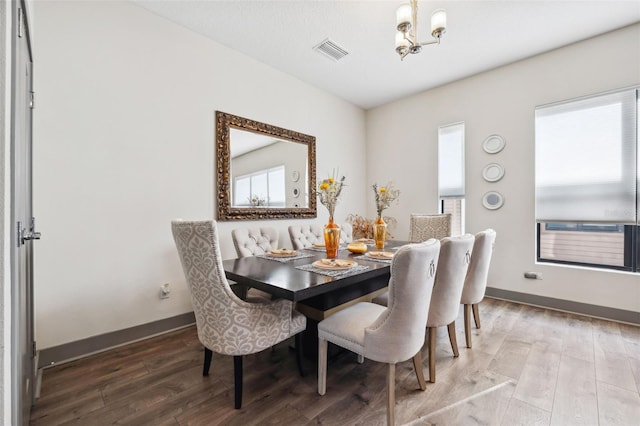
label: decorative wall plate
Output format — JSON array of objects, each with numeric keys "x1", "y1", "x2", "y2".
[
  {"x1": 482, "y1": 191, "x2": 504, "y2": 210},
  {"x1": 482, "y1": 163, "x2": 505, "y2": 182},
  {"x1": 483, "y1": 135, "x2": 506, "y2": 154}
]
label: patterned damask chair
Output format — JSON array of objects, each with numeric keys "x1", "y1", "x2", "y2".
[
  {"x1": 408, "y1": 213, "x2": 452, "y2": 242},
  {"x1": 231, "y1": 227, "x2": 279, "y2": 300},
  {"x1": 171, "y1": 220, "x2": 306, "y2": 409},
  {"x1": 318, "y1": 239, "x2": 441, "y2": 425},
  {"x1": 460, "y1": 229, "x2": 497, "y2": 348}
]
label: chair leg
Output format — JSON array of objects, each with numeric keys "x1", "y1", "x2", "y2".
[
  {"x1": 428, "y1": 327, "x2": 436, "y2": 383},
  {"x1": 233, "y1": 356, "x2": 243, "y2": 409},
  {"x1": 203, "y1": 347, "x2": 213, "y2": 376},
  {"x1": 464, "y1": 304, "x2": 472, "y2": 349},
  {"x1": 472, "y1": 303, "x2": 481, "y2": 329},
  {"x1": 412, "y1": 351, "x2": 426, "y2": 391},
  {"x1": 447, "y1": 321, "x2": 459, "y2": 357},
  {"x1": 387, "y1": 363, "x2": 396, "y2": 426},
  {"x1": 295, "y1": 333, "x2": 306, "y2": 377},
  {"x1": 318, "y1": 338, "x2": 328, "y2": 395}
]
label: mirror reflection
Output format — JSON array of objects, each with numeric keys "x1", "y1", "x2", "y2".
[
  {"x1": 230, "y1": 128, "x2": 308, "y2": 208},
  {"x1": 216, "y1": 111, "x2": 317, "y2": 221}
]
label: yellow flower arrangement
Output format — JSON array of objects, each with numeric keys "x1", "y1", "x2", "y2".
[
  {"x1": 317, "y1": 171, "x2": 346, "y2": 219},
  {"x1": 372, "y1": 182, "x2": 400, "y2": 217}
]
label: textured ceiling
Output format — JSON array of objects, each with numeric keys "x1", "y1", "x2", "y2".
[{"x1": 133, "y1": 0, "x2": 640, "y2": 109}]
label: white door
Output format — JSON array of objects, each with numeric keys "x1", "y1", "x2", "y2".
[{"x1": 11, "y1": 2, "x2": 38, "y2": 425}]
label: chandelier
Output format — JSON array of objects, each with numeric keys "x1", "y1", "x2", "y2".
[{"x1": 395, "y1": 0, "x2": 447, "y2": 60}]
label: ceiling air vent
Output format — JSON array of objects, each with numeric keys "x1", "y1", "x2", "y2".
[{"x1": 313, "y1": 38, "x2": 349, "y2": 62}]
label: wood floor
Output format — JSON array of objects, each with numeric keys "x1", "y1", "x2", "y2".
[{"x1": 31, "y1": 298, "x2": 640, "y2": 425}]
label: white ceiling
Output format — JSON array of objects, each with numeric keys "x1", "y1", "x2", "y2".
[{"x1": 133, "y1": 0, "x2": 640, "y2": 110}]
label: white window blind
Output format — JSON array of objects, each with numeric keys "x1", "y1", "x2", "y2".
[
  {"x1": 535, "y1": 89, "x2": 637, "y2": 224},
  {"x1": 438, "y1": 123, "x2": 465, "y2": 198}
]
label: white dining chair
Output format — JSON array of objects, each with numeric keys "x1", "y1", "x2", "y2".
[
  {"x1": 460, "y1": 229, "x2": 497, "y2": 348},
  {"x1": 425, "y1": 234, "x2": 474, "y2": 382},
  {"x1": 288, "y1": 224, "x2": 324, "y2": 249},
  {"x1": 231, "y1": 226, "x2": 280, "y2": 300},
  {"x1": 317, "y1": 239, "x2": 441, "y2": 425}
]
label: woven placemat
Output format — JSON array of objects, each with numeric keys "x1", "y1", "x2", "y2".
[
  {"x1": 256, "y1": 253, "x2": 315, "y2": 263},
  {"x1": 354, "y1": 254, "x2": 393, "y2": 264},
  {"x1": 295, "y1": 263, "x2": 370, "y2": 277},
  {"x1": 304, "y1": 246, "x2": 349, "y2": 253}
]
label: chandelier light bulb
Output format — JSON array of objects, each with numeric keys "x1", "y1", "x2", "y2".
[
  {"x1": 395, "y1": 31, "x2": 409, "y2": 48},
  {"x1": 431, "y1": 9, "x2": 447, "y2": 36},
  {"x1": 396, "y1": 4, "x2": 412, "y2": 31}
]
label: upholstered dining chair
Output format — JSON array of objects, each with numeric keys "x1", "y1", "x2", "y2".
[
  {"x1": 460, "y1": 229, "x2": 497, "y2": 348},
  {"x1": 408, "y1": 213, "x2": 452, "y2": 242},
  {"x1": 339, "y1": 222, "x2": 354, "y2": 244},
  {"x1": 372, "y1": 233, "x2": 474, "y2": 383},
  {"x1": 231, "y1": 226, "x2": 279, "y2": 257},
  {"x1": 171, "y1": 220, "x2": 307, "y2": 409},
  {"x1": 288, "y1": 224, "x2": 324, "y2": 249},
  {"x1": 318, "y1": 239, "x2": 441, "y2": 426},
  {"x1": 231, "y1": 227, "x2": 279, "y2": 300},
  {"x1": 424, "y1": 234, "x2": 474, "y2": 382}
]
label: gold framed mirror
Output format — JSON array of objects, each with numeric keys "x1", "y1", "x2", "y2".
[{"x1": 215, "y1": 111, "x2": 317, "y2": 220}]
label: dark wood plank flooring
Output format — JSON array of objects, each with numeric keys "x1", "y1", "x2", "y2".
[{"x1": 30, "y1": 298, "x2": 640, "y2": 425}]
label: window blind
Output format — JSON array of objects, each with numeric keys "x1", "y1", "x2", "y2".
[
  {"x1": 438, "y1": 123, "x2": 465, "y2": 198},
  {"x1": 535, "y1": 89, "x2": 637, "y2": 224}
]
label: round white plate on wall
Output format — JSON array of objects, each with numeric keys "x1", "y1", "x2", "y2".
[
  {"x1": 483, "y1": 135, "x2": 506, "y2": 154},
  {"x1": 482, "y1": 163, "x2": 505, "y2": 182},
  {"x1": 482, "y1": 191, "x2": 504, "y2": 210}
]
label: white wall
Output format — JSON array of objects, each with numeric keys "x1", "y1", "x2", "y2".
[
  {"x1": 367, "y1": 24, "x2": 640, "y2": 313},
  {"x1": 32, "y1": 1, "x2": 367, "y2": 349}
]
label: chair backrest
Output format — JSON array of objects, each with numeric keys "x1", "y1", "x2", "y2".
[
  {"x1": 339, "y1": 222, "x2": 353, "y2": 244},
  {"x1": 364, "y1": 239, "x2": 441, "y2": 363},
  {"x1": 231, "y1": 227, "x2": 279, "y2": 257},
  {"x1": 461, "y1": 229, "x2": 497, "y2": 305},
  {"x1": 288, "y1": 224, "x2": 324, "y2": 249},
  {"x1": 427, "y1": 234, "x2": 475, "y2": 327},
  {"x1": 409, "y1": 213, "x2": 452, "y2": 243},
  {"x1": 171, "y1": 220, "x2": 250, "y2": 354}
]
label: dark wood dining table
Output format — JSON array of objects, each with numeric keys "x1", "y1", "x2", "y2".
[{"x1": 223, "y1": 240, "x2": 408, "y2": 357}]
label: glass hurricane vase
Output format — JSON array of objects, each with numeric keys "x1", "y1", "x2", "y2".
[
  {"x1": 373, "y1": 216, "x2": 387, "y2": 250},
  {"x1": 324, "y1": 217, "x2": 341, "y2": 259}
]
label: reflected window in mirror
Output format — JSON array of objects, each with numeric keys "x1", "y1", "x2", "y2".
[{"x1": 233, "y1": 166, "x2": 286, "y2": 207}]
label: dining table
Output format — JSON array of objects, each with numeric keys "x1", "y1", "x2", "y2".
[{"x1": 222, "y1": 240, "x2": 408, "y2": 357}]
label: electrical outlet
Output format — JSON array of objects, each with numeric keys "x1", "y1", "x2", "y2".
[
  {"x1": 160, "y1": 283, "x2": 171, "y2": 299},
  {"x1": 524, "y1": 272, "x2": 543, "y2": 280}
]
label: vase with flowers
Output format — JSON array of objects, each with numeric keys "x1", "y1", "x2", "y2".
[
  {"x1": 318, "y1": 172, "x2": 346, "y2": 258},
  {"x1": 372, "y1": 182, "x2": 400, "y2": 249}
]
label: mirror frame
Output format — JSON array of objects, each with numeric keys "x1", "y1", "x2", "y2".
[{"x1": 215, "y1": 111, "x2": 317, "y2": 221}]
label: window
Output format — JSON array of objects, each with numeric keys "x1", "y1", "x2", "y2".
[
  {"x1": 438, "y1": 122, "x2": 465, "y2": 235},
  {"x1": 233, "y1": 166, "x2": 286, "y2": 207},
  {"x1": 535, "y1": 87, "x2": 639, "y2": 271}
]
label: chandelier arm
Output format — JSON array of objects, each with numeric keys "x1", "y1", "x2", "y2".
[
  {"x1": 403, "y1": 32, "x2": 416, "y2": 47},
  {"x1": 416, "y1": 37, "x2": 440, "y2": 48},
  {"x1": 411, "y1": 0, "x2": 418, "y2": 43}
]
